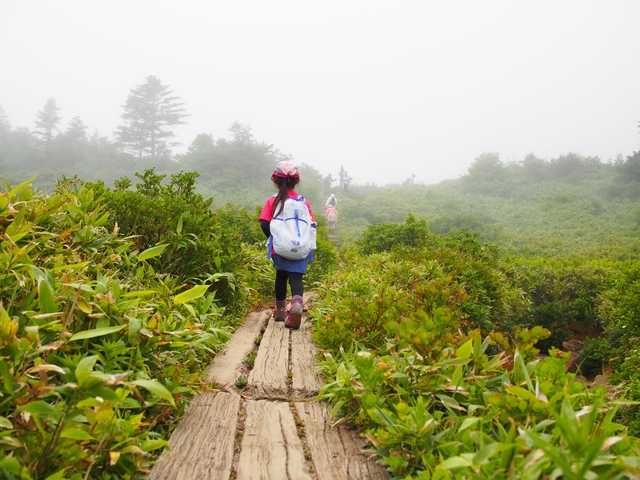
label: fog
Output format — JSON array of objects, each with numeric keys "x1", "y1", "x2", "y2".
[{"x1": 1, "y1": 1, "x2": 639, "y2": 186}]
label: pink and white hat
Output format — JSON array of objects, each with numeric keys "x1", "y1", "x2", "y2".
[{"x1": 272, "y1": 161, "x2": 300, "y2": 179}]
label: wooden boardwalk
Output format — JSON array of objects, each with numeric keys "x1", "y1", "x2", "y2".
[{"x1": 148, "y1": 300, "x2": 389, "y2": 480}]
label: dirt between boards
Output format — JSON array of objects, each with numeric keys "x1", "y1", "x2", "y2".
[{"x1": 148, "y1": 293, "x2": 389, "y2": 480}]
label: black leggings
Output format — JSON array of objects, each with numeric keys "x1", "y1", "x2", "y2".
[{"x1": 275, "y1": 270, "x2": 303, "y2": 301}]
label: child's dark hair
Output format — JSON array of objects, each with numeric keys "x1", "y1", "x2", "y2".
[{"x1": 272, "y1": 175, "x2": 300, "y2": 217}]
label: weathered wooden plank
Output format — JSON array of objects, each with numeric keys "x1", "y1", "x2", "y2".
[
  {"x1": 237, "y1": 400, "x2": 312, "y2": 480},
  {"x1": 244, "y1": 320, "x2": 289, "y2": 400},
  {"x1": 291, "y1": 317, "x2": 324, "y2": 401},
  {"x1": 148, "y1": 391, "x2": 240, "y2": 480},
  {"x1": 206, "y1": 311, "x2": 270, "y2": 390},
  {"x1": 296, "y1": 401, "x2": 390, "y2": 480}
]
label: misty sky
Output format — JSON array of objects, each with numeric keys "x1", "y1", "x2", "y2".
[{"x1": 1, "y1": 1, "x2": 639, "y2": 186}]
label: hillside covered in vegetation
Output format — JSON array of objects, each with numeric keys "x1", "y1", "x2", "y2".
[{"x1": 2, "y1": 122, "x2": 640, "y2": 476}]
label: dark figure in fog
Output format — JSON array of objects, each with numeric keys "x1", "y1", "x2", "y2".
[{"x1": 323, "y1": 173, "x2": 335, "y2": 191}]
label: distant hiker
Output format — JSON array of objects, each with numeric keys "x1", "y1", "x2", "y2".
[
  {"x1": 325, "y1": 205, "x2": 337, "y2": 233},
  {"x1": 343, "y1": 175, "x2": 351, "y2": 194},
  {"x1": 325, "y1": 193, "x2": 337, "y2": 208},
  {"x1": 323, "y1": 173, "x2": 335, "y2": 190},
  {"x1": 259, "y1": 161, "x2": 317, "y2": 330}
]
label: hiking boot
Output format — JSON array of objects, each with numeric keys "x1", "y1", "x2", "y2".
[
  {"x1": 273, "y1": 299, "x2": 287, "y2": 322},
  {"x1": 273, "y1": 308, "x2": 286, "y2": 322},
  {"x1": 285, "y1": 295, "x2": 303, "y2": 330}
]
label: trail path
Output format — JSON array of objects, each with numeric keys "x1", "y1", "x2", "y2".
[{"x1": 148, "y1": 294, "x2": 389, "y2": 480}]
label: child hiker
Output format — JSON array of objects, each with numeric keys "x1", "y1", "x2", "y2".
[{"x1": 259, "y1": 161, "x2": 317, "y2": 329}]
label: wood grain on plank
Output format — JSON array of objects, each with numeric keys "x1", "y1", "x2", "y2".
[
  {"x1": 148, "y1": 391, "x2": 240, "y2": 480},
  {"x1": 206, "y1": 311, "x2": 270, "y2": 390},
  {"x1": 236, "y1": 400, "x2": 312, "y2": 480},
  {"x1": 291, "y1": 317, "x2": 324, "y2": 400},
  {"x1": 245, "y1": 320, "x2": 289, "y2": 400},
  {"x1": 295, "y1": 401, "x2": 390, "y2": 480}
]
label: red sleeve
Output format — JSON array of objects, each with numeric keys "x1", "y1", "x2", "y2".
[{"x1": 259, "y1": 197, "x2": 276, "y2": 222}]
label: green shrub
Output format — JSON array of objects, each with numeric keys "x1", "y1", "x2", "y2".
[
  {"x1": 346, "y1": 217, "x2": 527, "y2": 334},
  {"x1": 316, "y1": 310, "x2": 640, "y2": 479},
  {"x1": 310, "y1": 252, "x2": 452, "y2": 351},
  {"x1": 355, "y1": 213, "x2": 432, "y2": 255},
  {"x1": 0, "y1": 178, "x2": 244, "y2": 478},
  {"x1": 85, "y1": 170, "x2": 275, "y2": 313},
  {"x1": 578, "y1": 337, "x2": 610, "y2": 377},
  {"x1": 512, "y1": 258, "x2": 613, "y2": 353}
]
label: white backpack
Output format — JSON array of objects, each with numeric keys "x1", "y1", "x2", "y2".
[{"x1": 269, "y1": 195, "x2": 317, "y2": 260}]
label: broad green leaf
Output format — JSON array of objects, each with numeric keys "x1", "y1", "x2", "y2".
[
  {"x1": 60, "y1": 427, "x2": 94, "y2": 440},
  {"x1": 173, "y1": 284, "x2": 209, "y2": 305},
  {"x1": 75, "y1": 355, "x2": 98, "y2": 382},
  {"x1": 120, "y1": 445, "x2": 144, "y2": 455},
  {"x1": 0, "y1": 456, "x2": 22, "y2": 474},
  {"x1": 513, "y1": 347, "x2": 534, "y2": 391},
  {"x1": 45, "y1": 468, "x2": 69, "y2": 480},
  {"x1": 458, "y1": 417, "x2": 480, "y2": 432},
  {"x1": 121, "y1": 398, "x2": 141, "y2": 409},
  {"x1": 505, "y1": 385, "x2": 536, "y2": 400},
  {"x1": 0, "y1": 416, "x2": 13, "y2": 429},
  {"x1": 456, "y1": 339, "x2": 473, "y2": 359},
  {"x1": 66, "y1": 204, "x2": 86, "y2": 218},
  {"x1": 76, "y1": 297, "x2": 92, "y2": 314},
  {"x1": 441, "y1": 357, "x2": 471, "y2": 366},
  {"x1": 129, "y1": 316, "x2": 142, "y2": 340},
  {"x1": 330, "y1": 399, "x2": 346, "y2": 418},
  {"x1": 85, "y1": 385, "x2": 123, "y2": 402},
  {"x1": 63, "y1": 282, "x2": 95, "y2": 292},
  {"x1": 336, "y1": 363, "x2": 348, "y2": 385},
  {"x1": 18, "y1": 400, "x2": 60, "y2": 419},
  {"x1": 77, "y1": 398, "x2": 104, "y2": 408},
  {"x1": 206, "y1": 271, "x2": 235, "y2": 283},
  {"x1": 452, "y1": 365, "x2": 464, "y2": 387},
  {"x1": 131, "y1": 379, "x2": 175, "y2": 406},
  {"x1": 0, "y1": 194, "x2": 8, "y2": 211},
  {"x1": 0, "y1": 360, "x2": 14, "y2": 393},
  {"x1": 96, "y1": 317, "x2": 111, "y2": 329},
  {"x1": 8, "y1": 176, "x2": 36, "y2": 198},
  {"x1": 438, "y1": 456, "x2": 472, "y2": 469},
  {"x1": 69, "y1": 325, "x2": 125, "y2": 341},
  {"x1": 436, "y1": 394, "x2": 466, "y2": 412},
  {"x1": 38, "y1": 276, "x2": 57, "y2": 314},
  {"x1": 473, "y1": 442, "x2": 503, "y2": 465},
  {"x1": 138, "y1": 244, "x2": 168, "y2": 261},
  {"x1": 141, "y1": 438, "x2": 169, "y2": 451}
]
